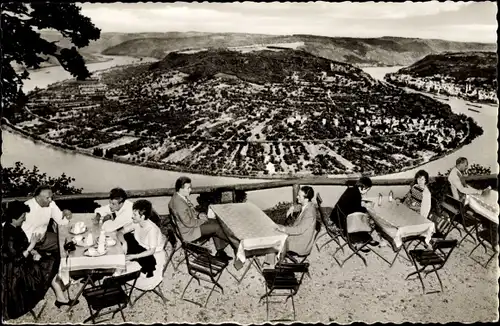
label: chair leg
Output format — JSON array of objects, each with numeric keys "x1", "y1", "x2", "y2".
[
  {"x1": 181, "y1": 277, "x2": 195, "y2": 301},
  {"x1": 153, "y1": 287, "x2": 168, "y2": 304},
  {"x1": 406, "y1": 255, "x2": 426, "y2": 293},
  {"x1": 341, "y1": 247, "x2": 367, "y2": 267},
  {"x1": 118, "y1": 303, "x2": 126, "y2": 322},
  {"x1": 291, "y1": 289, "x2": 296, "y2": 321},
  {"x1": 434, "y1": 268, "x2": 444, "y2": 293},
  {"x1": 483, "y1": 251, "x2": 497, "y2": 268},
  {"x1": 469, "y1": 242, "x2": 482, "y2": 257},
  {"x1": 68, "y1": 274, "x2": 92, "y2": 312},
  {"x1": 390, "y1": 247, "x2": 402, "y2": 267},
  {"x1": 132, "y1": 290, "x2": 147, "y2": 306},
  {"x1": 204, "y1": 273, "x2": 224, "y2": 307}
]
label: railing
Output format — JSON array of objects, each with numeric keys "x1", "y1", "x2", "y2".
[{"x1": 2, "y1": 174, "x2": 497, "y2": 204}]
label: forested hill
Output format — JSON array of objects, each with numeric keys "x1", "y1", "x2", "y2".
[
  {"x1": 151, "y1": 49, "x2": 374, "y2": 85},
  {"x1": 394, "y1": 51, "x2": 497, "y2": 84}
]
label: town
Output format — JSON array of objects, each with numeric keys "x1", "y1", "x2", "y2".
[{"x1": 9, "y1": 49, "x2": 483, "y2": 178}]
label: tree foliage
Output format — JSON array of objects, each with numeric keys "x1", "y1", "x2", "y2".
[
  {"x1": 2, "y1": 161, "x2": 83, "y2": 197},
  {"x1": 1, "y1": 2, "x2": 101, "y2": 112}
]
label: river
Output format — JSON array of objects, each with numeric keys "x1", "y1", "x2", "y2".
[{"x1": 2, "y1": 59, "x2": 498, "y2": 212}]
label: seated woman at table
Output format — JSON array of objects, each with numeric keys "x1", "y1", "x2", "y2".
[
  {"x1": 267, "y1": 186, "x2": 318, "y2": 266},
  {"x1": 1, "y1": 201, "x2": 75, "y2": 320},
  {"x1": 116, "y1": 200, "x2": 167, "y2": 289},
  {"x1": 400, "y1": 170, "x2": 432, "y2": 218}
]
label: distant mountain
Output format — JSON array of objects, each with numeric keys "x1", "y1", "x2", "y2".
[
  {"x1": 99, "y1": 32, "x2": 496, "y2": 67},
  {"x1": 394, "y1": 51, "x2": 497, "y2": 84},
  {"x1": 102, "y1": 33, "x2": 299, "y2": 58}
]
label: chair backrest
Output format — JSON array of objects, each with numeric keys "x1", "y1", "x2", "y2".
[
  {"x1": 316, "y1": 193, "x2": 333, "y2": 231},
  {"x1": 104, "y1": 270, "x2": 141, "y2": 287},
  {"x1": 275, "y1": 262, "x2": 310, "y2": 274},
  {"x1": 266, "y1": 262, "x2": 310, "y2": 291},
  {"x1": 434, "y1": 213, "x2": 453, "y2": 238},
  {"x1": 103, "y1": 270, "x2": 141, "y2": 299},
  {"x1": 168, "y1": 211, "x2": 186, "y2": 244},
  {"x1": 432, "y1": 239, "x2": 458, "y2": 265},
  {"x1": 183, "y1": 242, "x2": 227, "y2": 276}
]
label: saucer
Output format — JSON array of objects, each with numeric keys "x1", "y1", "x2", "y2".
[{"x1": 84, "y1": 247, "x2": 107, "y2": 257}]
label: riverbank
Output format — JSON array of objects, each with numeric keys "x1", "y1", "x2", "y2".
[
  {"x1": 3, "y1": 112, "x2": 476, "y2": 181},
  {"x1": 14, "y1": 55, "x2": 112, "y2": 72}
]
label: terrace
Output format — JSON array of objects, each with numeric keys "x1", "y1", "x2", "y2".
[{"x1": 3, "y1": 175, "x2": 498, "y2": 324}]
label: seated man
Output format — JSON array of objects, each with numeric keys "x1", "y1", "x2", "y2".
[
  {"x1": 448, "y1": 157, "x2": 488, "y2": 201},
  {"x1": 329, "y1": 177, "x2": 379, "y2": 249},
  {"x1": 94, "y1": 188, "x2": 134, "y2": 233},
  {"x1": 23, "y1": 185, "x2": 73, "y2": 255},
  {"x1": 270, "y1": 186, "x2": 318, "y2": 266},
  {"x1": 168, "y1": 177, "x2": 239, "y2": 262}
]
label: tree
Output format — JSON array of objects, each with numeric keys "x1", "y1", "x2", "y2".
[
  {"x1": 2, "y1": 3, "x2": 101, "y2": 113},
  {"x1": 2, "y1": 161, "x2": 83, "y2": 197}
]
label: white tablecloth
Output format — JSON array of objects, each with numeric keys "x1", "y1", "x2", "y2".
[
  {"x1": 366, "y1": 199, "x2": 435, "y2": 248},
  {"x1": 208, "y1": 202, "x2": 288, "y2": 264},
  {"x1": 465, "y1": 191, "x2": 499, "y2": 224},
  {"x1": 58, "y1": 214, "x2": 126, "y2": 285}
]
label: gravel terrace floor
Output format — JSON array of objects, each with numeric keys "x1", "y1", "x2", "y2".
[{"x1": 7, "y1": 212, "x2": 499, "y2": 324}]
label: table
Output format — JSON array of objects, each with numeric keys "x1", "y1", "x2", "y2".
[
  {"x1": 465, "y1": 190, "x2": 499, "y2": 224},
  {"x1": 365, "y1": 199, "x2": 435, "y2": 249},
  {"x1": 58, "y1": 214, "x2": 126, "y2": 310},
  {"x1": 208, "y1": 202, "x2": 288, "y2": 264}
]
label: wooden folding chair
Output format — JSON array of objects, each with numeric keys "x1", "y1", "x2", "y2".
[
  {"x1": 331, "y1": 206, "x2": 374, "y2": 267},
  {"x1": 259, "y1": 262, "x2": 309, "y2": 321},
  {"x1": 406, "y1": 239, "x2": 458, "y2": 294},
  {"x1": 181, "y1": 242, "x2": 228, "y2": 307},
  {"x1": 315, "y1": 193, "x2": 344, "y2": 254},
  {"x1": 167, "y1": 209, "x2": 211, "y2": 271},
  {"x1": 127, "y1": 247, "x2": 170, "y2": 306},
  {"x1": 82, "y1": 270, "x2": 140, "y2": 323},
  {"x1": 469, "y1": 219, "x2": 498, "y2": 268}
]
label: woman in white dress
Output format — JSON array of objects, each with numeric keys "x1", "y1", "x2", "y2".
[{"x1": 117, "y1": 200, "x2": 166, "y2": 290}]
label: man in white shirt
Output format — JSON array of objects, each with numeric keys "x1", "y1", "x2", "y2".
[
  {"x1": 94, "y1": 188, "x2": 134, "y2": 233},
  {"x1": 448, "y1": 157, "x2": 484, "y2": 201},
  {"x1": 23, "y1": 185, "x2": 72, "y2": 254}
]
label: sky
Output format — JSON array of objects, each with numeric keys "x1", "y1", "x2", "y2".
[{"x1": 78, "y1": 1, "x2": 498, "y2": 43}]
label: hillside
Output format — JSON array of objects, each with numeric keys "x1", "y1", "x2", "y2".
[
  {"x1": 384, "y1": 51, "x2": 497, "y2": 103},
  {"x1": 152, "y1": 49, "x2": 373, "y2": 85},
  {"x1": 17, "y1": 49, "x2": 483, "y2": 178},
  {"x1": 100, "y1": 32, "x2": 496, "y2": 67},
  {"x1": 394, "y1": 51, "x2": 497, "y2": 84}
]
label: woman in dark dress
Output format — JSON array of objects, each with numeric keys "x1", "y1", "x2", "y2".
[{"x1": 1, "y1": 201, "x2": 72, "y2": 321}]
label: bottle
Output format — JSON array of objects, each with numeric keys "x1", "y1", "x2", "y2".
[
  {"x1": 389, "y1": 190, "x2": 394, "y2": 202},
  {"x1": 378, "y1": 193, "x2": 383, "y2": 206},
  {"x1": 98, "y1": 230, "x2": 106, "y2": 253},
  {"x1": 86, "y1": 233, "x2": 94, "y2": 247}
]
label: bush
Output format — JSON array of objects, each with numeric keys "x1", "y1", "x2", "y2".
[
  {"x1": 195, "y1": 189, "x2": 247, "y2": 213},
  {"x1": 2, "y1": 161, "x2": 83, "y2": 197}
]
